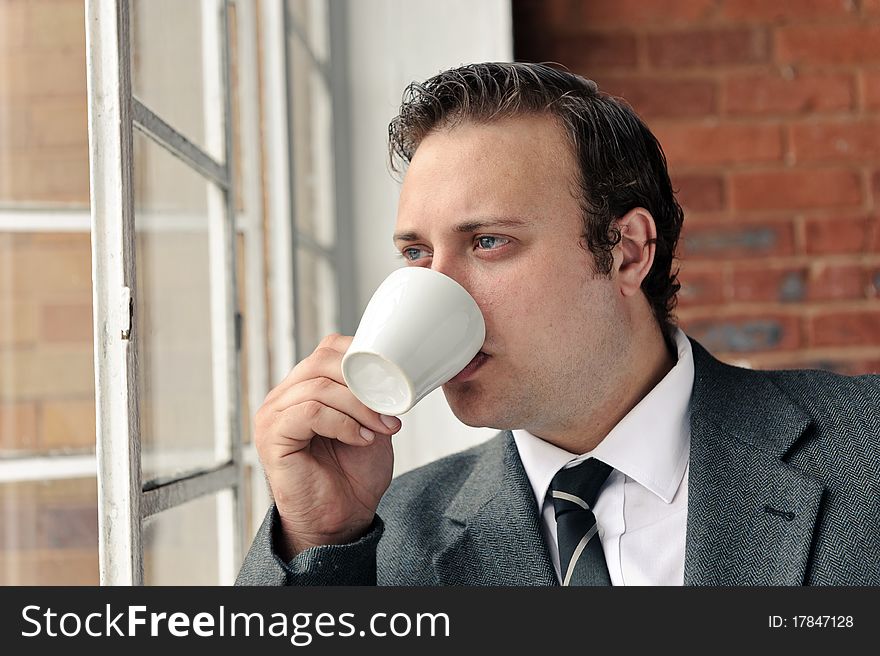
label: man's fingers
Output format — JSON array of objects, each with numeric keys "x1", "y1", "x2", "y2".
[
  {"x1": 271, "y1": 400, "x2": 380, "y2": 449},
  {"x1": 268, "y1": 376, "x2": 400, "y2": 436},
  {"x1": 317, "y1": 333, "x2": 353, "y2": 351},
  {"x1": 264, "y1": 335, "x2": 353, "y2": 406}
]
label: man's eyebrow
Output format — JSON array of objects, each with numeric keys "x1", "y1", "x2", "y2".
[{"x1": 393, "y1": 217, "x2": 532, "y2": 243}]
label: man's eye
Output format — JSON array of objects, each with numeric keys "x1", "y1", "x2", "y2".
[
  {"x1": 476, "y1": 236, "x2": 508, "y2": 250},
  {"x1": 402, "y1": 247, "x2": 426, "y2": 261}
]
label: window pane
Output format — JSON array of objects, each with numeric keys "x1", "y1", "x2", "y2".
[
  {"x1": 288, "y1": 1, "x2": 336, "y2": 247},
  {"x1": 134, "y1": 132, "x2": 223, "y2": 483},
  {"x1": 143, "y1": 490, "x2": 225, "y2": 585},
  {"x1": 130, "y1": 0, "x2": 208, "y2": 154},
  {"x1": 0, "y1": 231, "x2": 95, "y2": 456},
  {"x1": 0, "y1": 477, "x2": 99, "y2": 585},
  {"x1": 296, "y1": 248, "x2": 338, "y2": 356},
  {"x1": 0, "y1": 0, "x2": 89, "y2": 208}
]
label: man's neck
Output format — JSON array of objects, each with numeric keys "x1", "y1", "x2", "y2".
[{"x1": 530, "y1": 327, "x2": 677, "y2": 455}]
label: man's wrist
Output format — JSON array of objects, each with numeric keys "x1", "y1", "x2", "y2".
[{"x1": 275, "y1": 515, "x2": 376, "y2": 561}]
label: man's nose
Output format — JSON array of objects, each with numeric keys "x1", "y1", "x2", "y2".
[{"x1": 429, "y1": 254, "x2": 472, "y2": 294}]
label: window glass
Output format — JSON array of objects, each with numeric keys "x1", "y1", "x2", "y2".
[
  {"x1": 143, "y1": 490, "x2": 225, "y2": 585},
  {"x1": 295, "y1": 248, "x2": 339, "y2": 356},
  {"x1": 133, "y1": 131, "x2": 223, "y2": 484},
  {"x1": 0, "y1": 0, "x2": 89, "y2": 208},
  {"x1": 0, "y1": 232, "x2": 95, "y2": 456},
  {"x1": 288, "y1": 0, "x2": 336, "y2": 248},
  {"x1": 130, "y1": 0, "x2": 208, "y2": 155},
  {"x1": 0, "y1": 477, "x2": 99, "y2": 585}
]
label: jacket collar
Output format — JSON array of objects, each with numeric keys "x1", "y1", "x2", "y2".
[{"x1": 434, "y1": 431, "x2": 557, "y2": 585}]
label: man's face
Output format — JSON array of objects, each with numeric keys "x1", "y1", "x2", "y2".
[{"x1": 393, "y1": 114, "x2": 629, "y2": 439}]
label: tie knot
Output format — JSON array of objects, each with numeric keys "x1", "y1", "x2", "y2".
[{"x1": 550, "y1": 458, "x2": 612, "y2": 514}]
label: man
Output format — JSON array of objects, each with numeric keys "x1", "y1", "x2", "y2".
[{"x1": 237, "y1": 62, "x2": 880, "y2": 586}]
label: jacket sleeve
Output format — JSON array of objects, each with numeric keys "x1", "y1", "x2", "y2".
[{"x1": 235, "y1": 504, "x2": 384, "y2": 586}]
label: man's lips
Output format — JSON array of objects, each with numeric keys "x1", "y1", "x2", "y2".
[{"x1": 448, "y1": 351, "x2": 490, "y2": 384}]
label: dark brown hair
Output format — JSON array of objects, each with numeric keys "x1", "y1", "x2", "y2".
[{"x1": 388, "y1": 62, "x2": 683, "y2": 343}]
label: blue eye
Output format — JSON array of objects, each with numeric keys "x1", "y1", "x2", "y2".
[
  {"x1": 402, "y1": 247, "x2": 425, "y2": 261},
  {"x1": 476, "y1": 236, "x2": 508, "y2": 250}
]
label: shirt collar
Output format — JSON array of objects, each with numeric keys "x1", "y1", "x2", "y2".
[{"x1": 513, "y1": 327, "x2": 694, "y2": 508}]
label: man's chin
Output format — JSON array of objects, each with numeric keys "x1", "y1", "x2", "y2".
[{"x1": 441, "y1": 384, "x2": 510, "y2": 430}]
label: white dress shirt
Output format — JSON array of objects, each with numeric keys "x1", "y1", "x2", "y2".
[{"x1": 512, "y1": 327, "x2": 694, "y2": 586}]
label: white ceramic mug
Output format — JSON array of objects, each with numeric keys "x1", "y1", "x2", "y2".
[{"x1": 341, "y1": 267, "x2": 485, "y2": 416}]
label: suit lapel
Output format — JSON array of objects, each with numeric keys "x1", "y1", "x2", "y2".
[
  {"x1": 684, "y1": 340, "x2": 825, "y2": 585},
  {"x1": 433, "y1": 432, "x2": 557, "y2": 585}
]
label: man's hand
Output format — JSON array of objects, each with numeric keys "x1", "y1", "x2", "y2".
[{"x1": 254, "y1": 333, "x2": 401, "y2": 559}]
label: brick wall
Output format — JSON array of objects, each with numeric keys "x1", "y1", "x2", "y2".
[{"x1": 513, "y1": 0, "x2": 880, "y2": 374}]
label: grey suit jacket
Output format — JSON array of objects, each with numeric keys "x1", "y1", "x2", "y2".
[{"x1": 236, "y1": 338, "x2": 880, "y2": 586}]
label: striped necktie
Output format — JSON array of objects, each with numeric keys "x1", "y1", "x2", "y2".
[{"x1": 550, "y1": 458, "x2": 613, "y2": 586}]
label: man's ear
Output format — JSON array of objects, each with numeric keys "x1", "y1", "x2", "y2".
[{"x1": 614, "y1": 207, "x2": 657, "y2": 298}]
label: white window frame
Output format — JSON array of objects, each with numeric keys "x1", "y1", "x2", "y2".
[{"x1": 85, "y1": 0, "x2": 243, "y2": 585}]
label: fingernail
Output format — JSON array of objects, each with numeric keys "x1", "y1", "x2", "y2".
[
  {"x1": 380, "y1": 414, "x2": 399, "y2": 429},
  {"x1": 359, "y1": 426, "x2": 375, "y2": 442}
]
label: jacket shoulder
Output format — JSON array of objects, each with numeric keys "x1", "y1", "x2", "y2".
[
  {"x1": 763, "y1": 367, "x2": 879, "y2": 425},
  {"x1": 380, "y1": 434, "x2": 502, "y2": 517}
]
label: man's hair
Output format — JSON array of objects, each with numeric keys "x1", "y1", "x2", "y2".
[{"x1": 388, "y1": 62, "x2": 683, "y2": 343}]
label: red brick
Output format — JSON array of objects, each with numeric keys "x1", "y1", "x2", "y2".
[
  {"x1": 683, "y1": 314, "x2": 801, "y2": 352},
  {"x1": 731, "y1": 266, "x2": 807, "y2": 302},
  {"x1": 647, "y1": 28, "x2": 770, "y2": 68},
  {"x1": 808, "y1": 264, "x2": 871, "y2": 301},
  {"x1": 864, "y1": 69, "x2": 880, "y2": 110},
  {"x1": 568, "y1": 0, "x2": 717, "y2": 28},
  {"x1": 678, "y1": 267, "x2": 726, "y2": 307},
  {"x1": 777, "y1": 25, "x2": 880, "y2": 65},
  {"x1": 0, "y1": 401, "x2": 38, "y2": 452},
  {"x1": 864, "y1": 0, "x2": 880, "y2": 16},
  {"x1": 25, "y1": 0, "x2": 86, "y2": 50},
  {"x1": 655, "y1": 123, "x2": 783, "y2": 166},
  {"x1": 0, "y1": 0, "x2": 28, "y2": 51},
  {"x1": 873, "y1": 171, "x2": 880, "y2": 207},
  {"x1": 29, "y1": 99, "x2": 89, "y2": 149},
  {"x1": 681, "y1": 221, "x2": 795, "y2": 259},
  {"x1": 0, "y1": 52, "x2": 87, "y2": 99},
  {"x1": 791, "y1": 120, "x2": 880, "y2": 162},
  {"x1": 732, "y1": 263, "x2": 870, "y2": 302},
  {"x1": 721, "y1": 0, "x2": 856, "y2": 22},
  {"x1": 44, "y1": 505, "x2": 98, "y2": 549},
  {"x1": 805, "y1": 216, "x2": 873, "y2": 254},
  {"x1": 674, "y1": 174, "x2": 725, "y2": 212},
  {"x1": 811, "y1": 310, "x2": 880, "y2": 347},
  {"x1": 40, "y1": 303, "x2": 93, "y2": 343},
  {"x1": 41, "y1": 399, "x2": 96, "y2": 450},
  {"x1": 730, "y1": 169, "x2": 862, "y2": 211},
  {"x1": 553, "y1": 33, "x2": 639, "y2": 71},
  {"x1": 0, "y1": 104, "x2": 31, "y2": 149},
  {"x1": 597, "y1": 77, "x2": 717, "y2": 118},
  {"x1": 724, "y1": 72, "x2": 853, "y2": 116}
]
